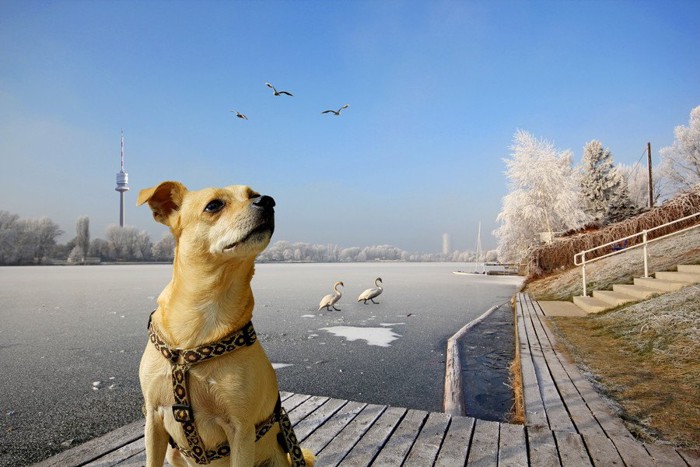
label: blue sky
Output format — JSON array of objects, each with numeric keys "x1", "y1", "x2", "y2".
[{"x1": 1, "y1": 0, "x2": 698, "y2": 253}]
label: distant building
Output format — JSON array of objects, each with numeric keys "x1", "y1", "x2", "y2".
[
  {"x1": 115, "y1": 131, "x2": 129, "y2": 227},
  {"x1": 442, "y1": 233, "x2": 451, "y2": 255}
]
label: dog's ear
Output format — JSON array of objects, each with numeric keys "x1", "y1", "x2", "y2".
[{"x1": 137, "y1": 181, "x2": 187, "y2": 227}]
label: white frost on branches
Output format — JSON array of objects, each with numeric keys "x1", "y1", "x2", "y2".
[
  {"x1": 616, "y1": 162, "x2": 661, "y2": 210},
  {"x1": 579, "y1": 140, "x2": 635, "y2": 224},
  {"x1": 660, "y1": 105, "x2": 700, "y2": 194},
  {"x1": 494, "y1": 130, "x2": 589, "y2": 263}
]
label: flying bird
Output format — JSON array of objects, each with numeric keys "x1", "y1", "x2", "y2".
[
  {"x1": 358, "y1": 277, "x2": 383, "y2": 304},
  {"x1": 322, "y1": 104, "x2": 350, "y2": 116},
  {"x1": 319, "y1": 281, "x2": 344, "y2": 312},
  {"x1": 230, "y1": 110, "x2": 248, "y2": 120},
  {"x1": 265, "y1": 82, "x2": 293, "y2": 96}
]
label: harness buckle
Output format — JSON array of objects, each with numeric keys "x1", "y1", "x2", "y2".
[{"x1": 172, "y1": 404, "x2": 194, "y2": 423}]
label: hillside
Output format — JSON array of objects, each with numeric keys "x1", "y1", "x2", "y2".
[
  {"x1": 524, "y1": 227, "x2": 700, "y2": 447},
  {"x1": 525, "y1": 227, "x2": 700, "y2": 301}
]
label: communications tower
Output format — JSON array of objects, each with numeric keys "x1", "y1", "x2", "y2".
[{"x1": 115, "y1": 130, "x2": 129, "y2": 227}]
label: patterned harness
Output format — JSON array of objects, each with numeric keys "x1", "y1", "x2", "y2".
[{"x1": 147, "y1": 316, "x2": 306, "y2": 465}]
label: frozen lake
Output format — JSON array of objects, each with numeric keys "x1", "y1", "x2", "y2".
[{"x1": 0, "y1": 263, "x2": 521, "y2": 466}]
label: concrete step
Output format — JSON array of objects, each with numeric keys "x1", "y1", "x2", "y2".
[
  {"x1": 612, "y1": 284, "x2": 660, "y2": 300},
  {"x1": 573, "y1": 295, "x2": 610, "y2": 314},
  {"x1": 592, "y1": 290, "x2": 638, "y2": 307},
  {"x1": 633, "y1": 277, "x2": 687, "y2": 292},
  {"x1": 678, "y1": 264, "x2": 700, "y2": 274},
  {"x1": 654, "y1": 271, "x2": 700, "y2": 284}
]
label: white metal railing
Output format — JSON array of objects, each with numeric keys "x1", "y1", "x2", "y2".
[{"x1": 574, "y1": 211, "x2": 700, "y2": 296}]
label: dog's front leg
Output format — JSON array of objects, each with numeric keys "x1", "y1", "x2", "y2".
[
  {"x1": 144, "y1": 406, "x2": 169, "y2": 467},
  {"x1": 219, "y1": 420, "x2": 256, "y2": 467}
]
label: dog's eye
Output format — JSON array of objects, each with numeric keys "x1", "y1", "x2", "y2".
[{"x1": 204, "y1": 199, "x2": 225, "y2": 213}]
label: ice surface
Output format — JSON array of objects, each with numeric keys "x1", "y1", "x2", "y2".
[{"x1": 320, "y1": 326, "x2": 401, "y2": 347}]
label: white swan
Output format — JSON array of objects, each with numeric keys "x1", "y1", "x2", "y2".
[
  {"x1": 358, "y1": 277, "x2": 383, "y2": 304},
  {"x1": 322, "y1": 104, "x2": 349, "y2": 116},
  {"x1": 265, "y1": 82, "x2": 293, "y2": 96},
  {"x1": 319, "y1": 281, "x2": 344, "y2": 311}
]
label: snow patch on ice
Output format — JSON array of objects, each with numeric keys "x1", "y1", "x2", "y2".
[
  {"x1": 272, "y1": 363, "x2": 293, "y2": 370},
  {"x1": 301, "y1": 314, "x2": 316, "y2": 318},
  {"x1": 320, "y1": 326, "x2": 401, "y2": 347},
  {"x1": 379, "y1": 322, "x2": 405, "y2": 327}
]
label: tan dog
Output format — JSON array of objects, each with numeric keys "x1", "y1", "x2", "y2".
[{"x1": 137, "y1": 181, "x2": 315, "y2": 467}]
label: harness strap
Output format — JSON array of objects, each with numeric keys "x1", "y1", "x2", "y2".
[{"x1": 147, "y1": 317, "x2": 306, "y2": 466}]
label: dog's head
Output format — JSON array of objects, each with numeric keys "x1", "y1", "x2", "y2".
[{"x1": 137, "y1": 181, "x2": 275, "y2": 261}]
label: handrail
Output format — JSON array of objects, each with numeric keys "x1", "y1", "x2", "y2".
[{"x1": 574, "y1": 211, "x2": 700, "y2": 296}]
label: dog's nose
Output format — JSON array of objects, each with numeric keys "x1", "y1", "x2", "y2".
[{"x1": 252, "y1": 195, "x2": 275, "y2": 210}]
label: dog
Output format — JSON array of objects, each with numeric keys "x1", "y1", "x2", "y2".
[{"x1": 137, "y1": 181, "x2": 315, "y2": 467}]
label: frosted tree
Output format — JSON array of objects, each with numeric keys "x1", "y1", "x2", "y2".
[
  {"x1": 152, "y1": 232, "x2": 175, "y2": 261},
  {"x1": 617, "y1": 162, "x2": 662, "y2": 210},
  {"x1": 579, "y1": 140, "x2": 635, "y2": 224},
  {"x1": 494, "y1": 130, "x2": 589, "y2": 263},
  {"x1": 69, "y1": 216, "x2": 90, "y2": 263},
  {"x1": 660, "y1": 105, "x2": 700, "y2": 194}
]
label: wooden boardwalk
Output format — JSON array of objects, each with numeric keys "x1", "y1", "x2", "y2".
[
  {"x1": 35, "y1": 293, "x2": 699, "y2": 466},
  {"x1": 516, "y1": 293, "x2": 699, "y2": 467}
]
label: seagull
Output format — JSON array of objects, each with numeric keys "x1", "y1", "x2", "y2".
[
  {"x1": 230, "y1": 110, "x2": 248, "y2": 120},
  {"x1": 265, "y1": 82, "x2": 293, "y2": 96},
  {"x1": 358, "y1": 277, "x2": 383, "y2": 304},
  {"x1": 322, "y1": 104, "x2": 350, "y2": 116},
  {"x1": 319, "y1": 281, "x2": 344, "y2": 312}
]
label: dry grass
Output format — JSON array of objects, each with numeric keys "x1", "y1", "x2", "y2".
[
  {"x1": 525, "y1": 188, "x2": 700, "y2": 279},
  {"x1": 508, "y1": 298, "x2": 525, "y2": 424},
  {"x1": 529, "y1": 272, "x2": 699, "y2": 447}
]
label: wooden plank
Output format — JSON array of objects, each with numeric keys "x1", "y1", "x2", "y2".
[
  {"x1": 644, "y1": 443, "x2": 688, "y2": 466},
  {"x1": 33, "y1": 419, "x2": 145, "y2": 467},
  {"x1": 314, "y1": 404, "x2": 385, "y2": 467},
  {"x1": 610, "y1": 435, "x2": 655, "y2": 466},
  {"x1": 434, "y1": 415, "x2": 475, "y2": 467},
  {"x1": 301, "y1": 401, "x2": 366, "y2": 456},
  {"x1": 531, "y1": 316, "x2": 606, "y2": 437},
  {"x1": 563, "y1": 368, "x2": 631, "y2": 439},
  {"x1": 526, "y1": 425, "x2": 560, "y2": 466},
  {"x1": 338, "y1": 406, "x2": 407, "y2": 467},
  {"x1": 554, "y1": 430, "x2": 592, "y2": 466},
  {"x1": 282, "y1": 393, "x2": 313, "y2": 412},
  {"x1": 677, "y1": 447, "x2": 700, "y2": 466},
  {"x1": 85, "y1": 437, "x2": 144, "y2": 466},
  {"x1": 294, "y1": 398, "x2": 347, "y2": 442},
  {"x1": 528, "y1": 295, "x2": 631, "y2": 439},
  {"x1": 403, "y1": 412, "x2": 451, "y2": 466},
  {"x1": 523, "y1": 299, "x2": 576, "y2": 433},
  {"x1": 517, "y1": 298, "x2": 549, "y2": 428},
  {"x1": 498, "y1": 423, "x2": 528, "y2": 467},
  {"x1": 466, "y1": 418, "x2": 499, "y2": 467},
  {"x1": 287, "y1": 395, "x2": 331, "y2": 426},
  {"x1": 371, "y1": 409, "x2": 428, "y2": 467},
  {"x1": 580, "y1": 433, "x2": 624, "y2": 466},
  {"x1": 109, "y1": 443, "x2": 146, "y2": 465}
]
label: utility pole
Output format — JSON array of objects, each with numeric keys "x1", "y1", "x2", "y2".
[{"x1": 647, "y1": 142, "x2": 654, "y2": 209}]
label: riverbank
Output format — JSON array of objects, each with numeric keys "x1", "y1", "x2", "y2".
[{"x1": 525, "y1": 228, "x2": 700, "y2": 448}]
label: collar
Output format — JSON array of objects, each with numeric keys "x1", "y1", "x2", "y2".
[{"x1": 148, "y1": 315, "x2": 257, "y2": 367}]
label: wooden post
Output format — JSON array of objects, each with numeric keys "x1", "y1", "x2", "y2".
[{"x1": 647, "y1": 142, "x2": 654, "y2": 208}]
